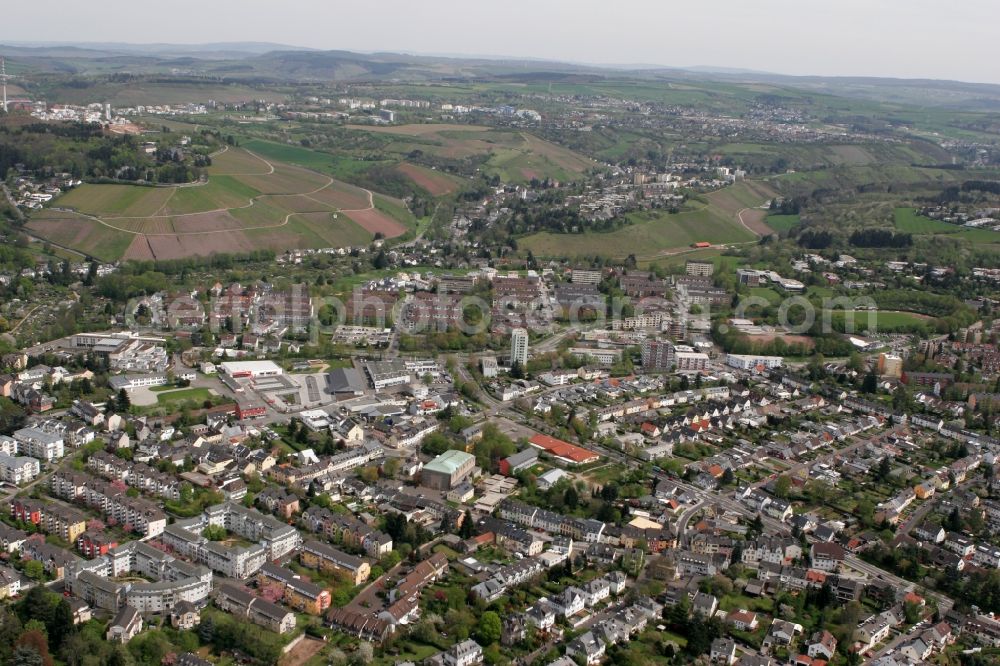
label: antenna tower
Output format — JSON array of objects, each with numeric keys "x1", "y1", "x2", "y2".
[{"x1": 1, "y1": 58, "x2": 8, "y2": 114}]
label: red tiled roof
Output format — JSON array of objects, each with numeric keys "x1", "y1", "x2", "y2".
[
  {"x1": 528, "y1": 434, "x2": 600, "y2": 464},
  {"x1": 805, "y1": 570, "x2": 827, "y2": 584}
]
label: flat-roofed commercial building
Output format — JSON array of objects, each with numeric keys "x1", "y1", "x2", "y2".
[{"x1": 219, "y1": 361, "x2": 283, "y2": 379}]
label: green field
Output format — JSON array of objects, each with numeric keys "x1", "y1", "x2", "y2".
[
  {"x1": 828, "y1": 309, "x2": 933, "y2": 333},
  {"x1": 894, "y1": 207, "x2": 1000, "y2": 243},
  {"x1": 240, "y1": 139, "x2": 392, "y2": 182},
  {"x1": 749, "y1": 287, "x2": 783, "y2": 304},
  {"x1": 893, "y1": 208, "x2": 959, "y2": 234},
  {"x1": 520, "y1": 200, "x2": 755, "y2": 260},
  {"x1": 25, "y1": 147, "x2": 410, "y2": 261},
  {"x1": 766, "y1": 214, "x2": 801, "y2": 233},
  {"x1": 57, "y1": 185, "x2": 174, "y2": 218},
  {"x1": 155, "y1": 387, "x2": 213, "y2": 406}
]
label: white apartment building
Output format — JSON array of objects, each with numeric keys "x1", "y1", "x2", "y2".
[
  {"x1": 568, "y1": 347, "x2": 622, "y2": 366},
  {"x1": 571, "y1": 269, "x2": 602, "y2": 285},
  {"x1": 12, "y1": 427, "x2": 65, "y2": 462},
  {"x1": 726, "y1": 354, "x2": 784, "y2": 371},
  {"x1": 0, "y1": 453, "x2": 40, "y2": 484},
  {"x1": 510, "y1": 328, "x2": 529, "y2": 367}
]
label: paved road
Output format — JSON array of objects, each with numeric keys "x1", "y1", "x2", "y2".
[
  {"x1": 844, "y1": 554, "x2": 952, "y2": 614},
  {"x1": 677, "y1": 499, "x2": 707, "y2": 548}
]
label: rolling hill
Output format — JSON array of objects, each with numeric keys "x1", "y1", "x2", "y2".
[{"x1": 25, "y1": 146, "x2": 414, "y2": 262}]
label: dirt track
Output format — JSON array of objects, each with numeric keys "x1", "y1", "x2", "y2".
[{"x1": 738, "y1": 207, "x2": 775, "y2": 235}]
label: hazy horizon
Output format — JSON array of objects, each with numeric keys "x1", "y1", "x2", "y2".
[{"x1": 2, "y1": 0, "x2": 998, "y2": 85}]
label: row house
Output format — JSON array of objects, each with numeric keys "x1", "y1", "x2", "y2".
[
  {"x1": 21, "y1": 536, "x2": 82, "y2": 579},
  {"x1": 676, "y1": 550, "x2": 728, "y2": 577},
  {"x1": 0, "y1": 524, "x2": 27, "y2": 553},
  {"x1": 255, "y1": 488, "x2": 301, "y2": 520},
  {"x1": 256, "y1": 562, "x2": 331, "y2": 615},
  {"x1": 741, "y1": 537, "x2": 802, "y2": 567},
  {"x1": 497, "y1": 499, "x2": 607, "y2": 542},
  {"x1": 856, "y1": 609, "x2": 902, "y2": 653},
  {"x1": 973, "y1": 544, "x2": 1000, "y2": 568},
  {"x1": 326, "y1": 608, "x2": 392, "y2": 643},
  {"x1": 300, "y1": 506, "x2": 393, "y2": 558},
  {"x1": 12, "y1": 385, "x2": 54, "y2": 413},
  {"x1": 391, "y1": 552, "x2": 449, "y2": 604},
  {"x1": 215, "y1": 582, "x2": 296, "y2": 634},
  {"x1": 299, "y1": 540, "x2": 371, "y2": 585},
  {"x1": 76, "y1": 530, "x2": 119, "y2": 558},
  {"x1": 471, "y1": 557, "x2": 545, "y2": 603},
  {"x1": 810, "y1": 542, "x2": 846, "y2": 572},
  {"x1": 496, "y1": 524, "x2": 544, "y2": 556},
  {"x1": 756, "y1": 562, "x2": 827, "y2": 592}
]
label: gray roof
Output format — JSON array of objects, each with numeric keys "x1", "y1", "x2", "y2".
[
  {"x1": 504, "y1": 448, "x2": 539, "y2": 468},
  {"x1": 110, "y1": 604, "x2": 141, "y2": 629},
  {"x1": 327, "y1": 368, "x2": 367, "y2": 394}
]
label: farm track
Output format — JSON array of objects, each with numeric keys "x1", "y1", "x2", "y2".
[
  {"x1": 9, "y1": 305, "x2": 41, "y2": 335},
  {"x1": 736, "y1": 206, "x2": 775, "y2": 236}
]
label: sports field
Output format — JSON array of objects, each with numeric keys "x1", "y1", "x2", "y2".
[{"x1": 26, "y1": 147, "x2": 413, "y2": 261}]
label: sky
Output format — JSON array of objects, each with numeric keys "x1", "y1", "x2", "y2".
[{"x1": 3, "y1": 0, "x2": 998, "y2": 84}]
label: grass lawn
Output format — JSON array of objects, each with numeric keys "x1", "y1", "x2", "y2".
[
  {"x1": 432, "y1": 544, "x2": 460, "y2": 560},
  {"x1": 749, "y1": 287, "x2": 783, "y2": 305},
  {"x1": 584, "y1": 463, "x2": 628, "y2": 485},
  {"x1": 807, "y1": 286, "x2": 837, "y2": 298},
  {"x1": 156, "y1": 387, "x2": 213, "y2": 405},
  {"x1": 719, "y1": 592, "x2": 774, "y2": 614},
  {"x1": 955, "y1": 227, "x2": 1000, "y2": 243},
  {"x1": 374, "y1": 642, "x2": 440, "y2": 666}
]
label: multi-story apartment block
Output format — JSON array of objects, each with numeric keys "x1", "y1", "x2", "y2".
[
  {"x1": 0, "y1": 452, "x2": 40, "y2": 484},
  {"x1": 215, "y1": 582, "x2": 296, "y2": 634},
  {"x1": 256, "y1": 562, "x2": 331, "y2": 615},
  {"x1": 12, "y1": 426, "x2": 64, "y2": 462},
  {"x1": 299, "y1": 507, "x2": 393, "y2": 557},
  {"x1": 299, "y1": 540, "x2": 371, "y2": 585},
  {"x1": 48, "y1": 471, "x2": 166, "y2": 537}
]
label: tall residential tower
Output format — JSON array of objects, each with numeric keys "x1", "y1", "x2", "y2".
[{"x1": 510, "y1": 328, "x2": 529, "y2": 367}]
